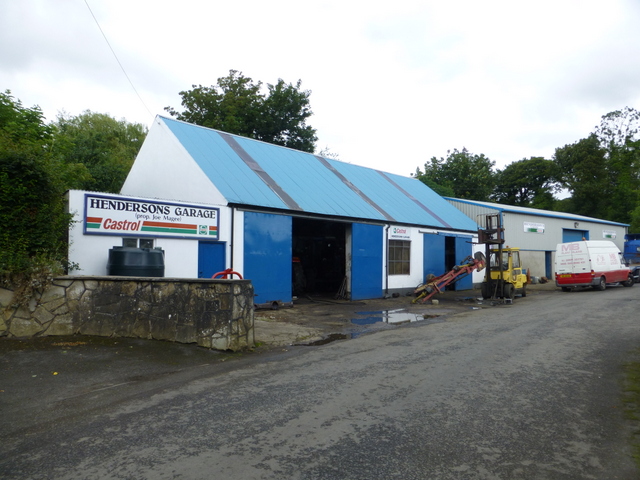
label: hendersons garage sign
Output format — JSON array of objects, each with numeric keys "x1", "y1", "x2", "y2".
[{"x1": 84, "y1": 194, "x2": 219, "y2": 240}]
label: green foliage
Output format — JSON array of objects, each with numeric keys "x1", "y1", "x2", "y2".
[
  {"x1": 552, "y1": 108, "x2": 640, "y2": 224},
  {"x1": 492, "y1": 157, "x2": 560, "y2": 209},
  {"x1": 595, "y1": 107, "x2": 640, "y2": 224},
  {"x1": 409, "y1": 106, "x2": 640, "y2": 225},
  {"x1": 166, "y1": 70, "x2": 318, "y2": 153},
  {"x1": 553, "y1": 135, "x2": 609, "y2": 218},
  {"x1": 595, "y1": 106, "x2": 640, "y2": 147},
  {"x1": 0, "y1": 150, "x2": 72, "y2": 299},
  {"x1": 0, "y1": 90, "x2": 54, "y2": 152},
  {"x1": 0, "y1": 91, "x2": 73, "y2": 296},
  {"x1": 414, "y1": 148, "x2": 495, "y2": 201},
  {"x1": 630, "y1": 205, "x2": 640, "y2": 233},
  {"x1": 412, "y1": 168, "x2": 455, "y2": 197},
  {"x1": 54, "y1": 111, "x2": 147, "y2": 193}
]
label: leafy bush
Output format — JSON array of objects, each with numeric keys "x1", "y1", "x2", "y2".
[{"x1": 0, "y1": 150, "x2": 72, "y2": 303}]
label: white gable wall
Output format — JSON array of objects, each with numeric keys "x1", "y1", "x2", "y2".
[{"x1": 121, "y1": 117, "x2": 226, "y2": 206}]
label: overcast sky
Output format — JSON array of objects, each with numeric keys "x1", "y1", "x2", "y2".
[{"x1": 2, "y1": 0, "x2": 640, "y2": 176}]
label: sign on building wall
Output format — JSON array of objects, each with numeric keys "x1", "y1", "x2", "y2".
[
  {"x1": 390, "y1": 226, "x2": 411, "y2": 240},
  {"x1": 84, "y1": 194, "x2": 219, "y2": 240},
  {"x1": 524, "y1": 222, "x2": 545, "y2": 234},
  {"x1": 602, "y1": 230, "x2": 617, "y2": 239}
]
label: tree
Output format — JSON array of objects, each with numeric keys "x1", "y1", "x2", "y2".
[
  {"x1": 553, "y1": 134, "x2": 610, "y2": 219},
  {"x1": 411, "y1": 167, "x2": 455, "y2": 197},
  {"x1": 595, "y1": 106, "x2": 640, "y2": 147},
  {"x1": 166, "y1": 70, "x2": 318, "y2": 152},
  {"x1": 414, "y1": 148, "x2": 495, "y2": 201},
  {"x1": 0, "y1": 90, "x2": 55, "y2": 152},
  {"x1": 53, "y1": 111, "x2": 147, "y2": 193},
  {"x1": 492, "y1": 157, "x2": 560, "y2": 209},
  {"x1": 0, "y1": 151, "x2": 70, "y2": 273},
  {"x1": 594, "y1": 107, "x2": 640, "y2": 224},
  {"x1": 630, "y1": 204, "x2": 640, "y2": 233},
  {"x1": 0, "y1": 91, "x2": 73, "y2": 292},
  {"x1": 553, "y1": 108, "x2": 640, "y2": 223}
]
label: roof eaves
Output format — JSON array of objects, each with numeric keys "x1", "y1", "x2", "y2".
[{"x1": 444, "y1": 197, "x2": 629, "y2": 227}]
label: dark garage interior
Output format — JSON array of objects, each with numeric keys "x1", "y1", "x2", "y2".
[{"x1": 292, "y1": 217, "x2": 346, "y2": 296}]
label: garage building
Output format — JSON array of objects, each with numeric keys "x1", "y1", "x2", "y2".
[
  {"x1": 445, "y1": 198, "x2": 629, "y2": 282},
  {"x1": 66, "y1": 116, "x2": 480, "y2": 304}
]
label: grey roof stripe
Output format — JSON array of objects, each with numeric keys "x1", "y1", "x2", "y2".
[
  {"x1": 220, "y1": 133, "x2": 302, "y2": 211},
  {"x1": 376, "y1": 170, "x2": 453, "y2": 229},
  {"x1": 315, "y1": 156, "x2": 396, "y2": 222}
]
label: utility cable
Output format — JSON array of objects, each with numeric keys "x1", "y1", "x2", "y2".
[{"x1": 83, "y1": 0, "x2": 154, "y2": 120}]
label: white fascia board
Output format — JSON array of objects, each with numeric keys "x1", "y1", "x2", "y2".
[{"x1": 121, "y1": 116, "x2": 226, "y2": 206}]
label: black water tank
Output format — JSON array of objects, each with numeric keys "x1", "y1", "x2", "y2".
[{"x1": 107, "y1": 247, "x2": 165, "y2": 277}]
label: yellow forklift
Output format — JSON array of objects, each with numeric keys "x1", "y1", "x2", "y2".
[{"x1": 478, "y1": 214, "x2": 528, "y2": 301}]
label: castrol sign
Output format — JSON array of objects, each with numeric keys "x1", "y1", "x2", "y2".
[
  {"x1": 390, "y1": 226, "x2": 411, "y2": 240},
  {"x1": 84, "y1": 194, "x2": 219, "y2": 240}
]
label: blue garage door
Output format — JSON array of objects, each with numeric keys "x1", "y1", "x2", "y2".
[
  {"x1": 244, "y1": 212, "x2": 292, "y2": 304},
  {"x1": 423, "y1": 234, "x2": 473, "y2": 291},
  {"x1": 423, "y1": 234, "x2": 445, "y2": 281},
  {"x1": 352, "y1": 223, "x2": 383, "y2": 300},
  {"x1": 563, "y1": 229, "x2": 589, "y2": 243},
  {"x1": 454, "y1": 235, "x2": 473, "y2": 291},
  {"x1": 198, "y1": 242, "x2": 226, "y2": 278}
]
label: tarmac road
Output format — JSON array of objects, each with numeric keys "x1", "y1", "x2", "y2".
[{"x1": 1, "y1": 284, "x2": 640, "y2": 479}]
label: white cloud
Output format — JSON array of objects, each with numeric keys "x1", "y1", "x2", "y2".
[{"x1": 2, "y1": 0, "x2": 640, "y2": 175}]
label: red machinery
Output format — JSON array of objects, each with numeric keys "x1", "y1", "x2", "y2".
[
  {"x1": 212, "y1": 268, "x2": 243, "y2": 279},
  {"x1": 412, "y1": 252, "x2": 486, "y2": 304}
]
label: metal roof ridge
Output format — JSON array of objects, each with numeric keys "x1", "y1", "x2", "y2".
[
  {"x1": 218, "y1": 132, "x2": 302, "y2": 211},
  {"x1": 379, "y1": 171, "x2": 452, "y2": 229},
  {"x1": 158, "y1": 115, "x2": 414, "y2": 180},
  {"x1": 314, "y1": 155, "x2": 395, "y2": 222}
]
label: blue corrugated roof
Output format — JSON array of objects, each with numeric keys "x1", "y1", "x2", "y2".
[{"x1": 161, "y1": 117, "x2": 477, "y2": 231}]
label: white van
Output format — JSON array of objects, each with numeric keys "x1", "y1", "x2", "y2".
[{"x1": 555, "y1": 240, "x2": 633, "y2": 291}]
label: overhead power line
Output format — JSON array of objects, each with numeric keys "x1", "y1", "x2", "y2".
[{"x1": 84, "y1": 0, "x2": 154, "y2": 120}]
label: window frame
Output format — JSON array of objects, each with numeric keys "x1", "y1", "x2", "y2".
[{"x1": 388, "y1": 239, "x2": 411, "y2": 275}]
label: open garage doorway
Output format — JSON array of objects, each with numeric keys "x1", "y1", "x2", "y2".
[{"x1": 292, "y1": 217, "x2": 346, "y2": 297}]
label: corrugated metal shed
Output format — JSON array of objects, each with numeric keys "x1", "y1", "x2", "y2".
[
  {"x1": 445, "y1": 198, "x2": 629, "y2": 227},
  {"x1": 445, "y1": 197, "x2": 628, "y2": 252},
  {"x1": 162, "y1": 117, "x2": 477, "y2": 231}
]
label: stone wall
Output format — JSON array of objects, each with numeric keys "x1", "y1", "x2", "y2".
[{"x1": 0, "y1": 276, "x2": 254, "y2": 351}]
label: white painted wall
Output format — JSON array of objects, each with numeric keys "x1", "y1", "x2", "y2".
[
  {"x1": 231, "y1": 209, "x2": 245, "y2": 276},
  {"x1": 386, "y1": 226, "x2": 427, "y2": 292},
  {"x1": 121, "y1": 117, "x2": 226, "y2": 206},
  {"x1": 66, "y1": 190, "x2": 232, "y2": 278},
  {"x1": 385, "y1": 226, "x2": 480, "y2": 292}
]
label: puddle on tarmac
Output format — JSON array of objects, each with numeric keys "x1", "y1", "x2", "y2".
[
  {"x1": 296, "y1": 310, "x2": 444, "y2": 347},
  {"x1": 297, "y1": 333, "x2": 348, "y2": 346},
  {"x1": 351, "y1": 308, "x2": 443, "y2": 326}
]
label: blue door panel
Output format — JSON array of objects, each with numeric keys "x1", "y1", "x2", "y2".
[
  {"x1": 423, "y1": 234, "x2": 445, "y2": 280},
  {"x1": 563, "y1": 229, "x2": 589, "y2": 242},
  {"x1": 351, "y1": 223, "x2": 383, "y2": 300},
  {"x1": 198, "y1": 242, "x2": 226, "y2": 278},
  {"x1": 423, "y1": 234, "x2": 473, "y2": 291},
  {"x1": 454, "y1": 236, "x2": 473, "y2": 290},
  {"x1": 244, "y1": 212, "x2": 292, "y2": 304}
]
